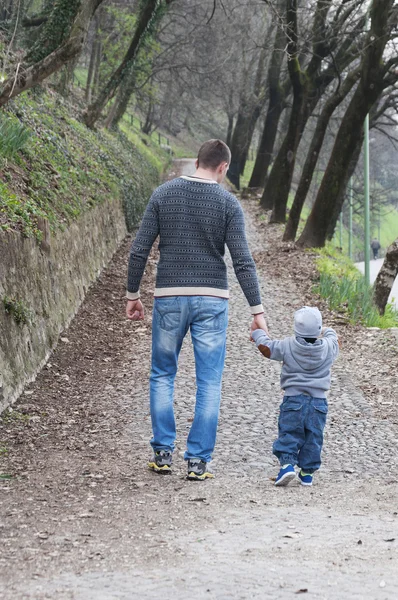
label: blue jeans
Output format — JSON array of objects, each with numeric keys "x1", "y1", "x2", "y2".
[
  {"x1": 150, "y1": 296, "x2": 228, "y2": 462},
  {"x1": 273, "y1": 394, "x2": 328, "y2": 473}
]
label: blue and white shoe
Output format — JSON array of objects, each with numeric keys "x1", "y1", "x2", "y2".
[
  {"x1": 275, "y1": 464, "x2": 296, "y2": 486},
  {"x1": 298, "y1": 470, "x2": 313, "y2": 486}
]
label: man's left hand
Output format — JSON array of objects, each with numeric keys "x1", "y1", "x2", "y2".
[
  {"x1": 251, "y1": 314, "x2": 269, "y2": 334},
  {"x1": 126, "y1": 299, "x2": 145, "y2": 321}
]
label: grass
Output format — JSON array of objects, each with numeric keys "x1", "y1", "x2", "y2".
[
  {"x1": 0, "y1": 90, "x2": 167, "y2": 238},
  {"x1": 0, "y1": 114, "x2": 31, "y2": 160},
  {"x1": 119, "y1": 121, "x2": 170, "y2": 175},
  {"x1": 240, "y1": 159, "x2": 255, "y2": 189},
  {"x1": 313, "y1": 243, "x2": 398, "y2": 328},
  {"x1": 1, "y1": 410, "x2": 30, "y2": 424},
  {"x1": 73, "y1": 67, "x2": 88, "y2": 88}
]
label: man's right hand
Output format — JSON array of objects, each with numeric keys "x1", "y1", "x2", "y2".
[
  {"x1": 251, "y1": 314, "x2": 269, "y2": 335},
  {"x1": 126, "y1": 299, "x2": 145, "y2": 321}
]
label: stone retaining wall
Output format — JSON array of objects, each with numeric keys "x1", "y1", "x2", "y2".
[{"x1": 0, "y1": 198, "x2": 127, "y2": 411}]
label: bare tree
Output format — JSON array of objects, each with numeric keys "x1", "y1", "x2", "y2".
[
  {"x1": 260, "y1": 0, "x2": 368, "y2": 221},
  {"x1": 297, "y1": 0, "x2": 397, "y2": 248}
]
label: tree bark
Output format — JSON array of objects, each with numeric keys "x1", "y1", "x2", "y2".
[
  {"x1": 373, "y1": 238, "x2": 398, "y2": 315},
  {"x1": 297, "y1": 0, "x2": 394, "y2": 248},
  {"x1": 248, "y1": 22, "x2": 286, "y2": 189},
  {"x1": 325, "y1": 134, "x2": 363, "y2": 241},
  {"x1": 85, "y1": 15, "x2": 100, "y2": 103},
  {"x1": 283, "y1": 68, "x2": 360, "y2": 241},
  {"x1": 83, "y1": 0, "x2": 161, "y2": 129},
  {"x1": 92, "y1": 35, "x2": 102, "y2": 97},
  {"x1": 0, "y1": 0, "x2": 105, "y2": 107},
  {"x1": 106, "y1": 68, "x2": 137, "y2": 130},
  {"x1": 226, "y1": 113, "x2": 234, "y2": 148}
]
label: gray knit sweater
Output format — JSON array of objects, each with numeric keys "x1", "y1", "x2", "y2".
[{"x1": 127, "y1": 175, "x2": 263, "y2": 314}]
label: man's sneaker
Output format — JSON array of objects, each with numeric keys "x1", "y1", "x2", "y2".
[
  {"x1": 148, "y1": 450, "x2": 172, "y2": 474},
  {"x1": 275, "y1": 464, "x2": 296, "y2": 486},
  {"x1": 187, "y1": 458, "x2": 214, "y2": 481},
  {"x1": 298, "y1": 470, "x2": 313, "y2": 486}
]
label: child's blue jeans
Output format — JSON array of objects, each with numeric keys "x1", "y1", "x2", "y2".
[{"x1": 273, "y1": 394, "x2": 328, "y2": 473}]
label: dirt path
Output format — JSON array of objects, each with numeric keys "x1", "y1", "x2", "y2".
[{"x1": 1, "y1": 161, "x2": 398, "y2": 600}]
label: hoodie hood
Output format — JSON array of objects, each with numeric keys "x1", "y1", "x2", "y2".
[{"x1": 289, "y1": 336, "x2": 329, "y2": 371}]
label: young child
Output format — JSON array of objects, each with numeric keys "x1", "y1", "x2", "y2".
[{"x1": 251, "y1": 307, "x2": 339, "y2": 487}]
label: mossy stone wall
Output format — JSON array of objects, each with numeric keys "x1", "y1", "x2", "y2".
[{"x1": 0, "y1": 197, "x2": 127, "y2": 411}]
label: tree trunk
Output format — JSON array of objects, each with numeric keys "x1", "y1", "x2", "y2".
[
  {"x1": 249, "y1": 97, "x2": 284, "y2": 190},
  {"x1": 297, "y1": 0, "x2": 393, "y2": 248},
  {"x1": 227, "y1": 107, "x2": 248, "y2": 189},
  {"x1": 226, "y1": 40, "x2": 267, "y2": 189},
  {"x1": 58, "y1": 56, "x2": 78, "y2": 95},
  {"x1": 259, "y1": 0, "x2": 308, "y2": 219},
  {"x1": 325, "y1": 134, "x2": 363, "y2": 241},
  {"x1": 92, "y1": 36, "x2": 102, "y2": 97},
  {"x1": 85, "y1": 16, "x2": 99, "y2": 103},
  {"x1": 260, "y1": 78, "x2": 306, "y2": 217},
  {"x1": 141, "y1": 98, "x2": 155, "y2": 135},
  {"x1": 107, "y1": 68, "x2": 137, "y2": 130},
  {"x1": 226, "y1": 113, "x2": 234, "y2": 148},
  {"x1": 373, "y1": 238, "x2": 398, "y2": 315},
  {"x1": 83, "y1": 0, "x2": 161, "y2": 129},
  {"x1": 0, "y1": 0, "x2": 105, "y2": 107},
  {"x1": 283, "y1": 68, "x2": 360, "y2": 241},
  {"x1": 248, "y1": 22, "x2": 286, "y2": 189}
]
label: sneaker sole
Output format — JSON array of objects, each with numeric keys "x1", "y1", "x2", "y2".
[
  {"x1": 299, "y1": 479, "x2": 313, "y2": 486},
  {"x1": 274, "y1": 471, "x2": 296, "y2": 486},
  {"x1": 187, "y1": 471, "x2": 215, "y2": 481},
  {"x1": 148, "y1": 462, "x2": 172, "y2": 474}
]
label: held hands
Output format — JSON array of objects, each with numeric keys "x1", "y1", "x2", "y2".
[
  {"x1": 250, "y1": 313, "x2": 269, "y2": 342},
  {"x1": 126, "y1": 299, "x2": 145, "y2": 321},
  {"x1": 251, "y1": 314, "x2": 269, "y2": 334}
]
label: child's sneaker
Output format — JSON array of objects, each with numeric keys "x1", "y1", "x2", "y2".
[
  {"x1": 298, "y1": 470, "x2": 313, "y2": 486},
  {"x1": 148, "y1": 450, "x2": 172, "y2": 474},
  {"x1": 275, "y1": 464, "x2": 296, "y2": 486}
]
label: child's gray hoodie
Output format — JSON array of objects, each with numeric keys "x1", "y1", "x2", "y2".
[{"x1": 251, "y1": 328, "x2": 339, "y2": 398}]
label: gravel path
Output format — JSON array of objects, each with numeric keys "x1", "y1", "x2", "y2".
[{"x1": 1, "y1": 161, "x2": 397, "y2": 600}]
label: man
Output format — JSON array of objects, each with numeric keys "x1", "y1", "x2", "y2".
[
  {"x1": 371, "y1": 238, "x2": 381, "y2": 260},
  {"x1": 126, "y1": 139, "x2": 267, "y2": 480}
]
